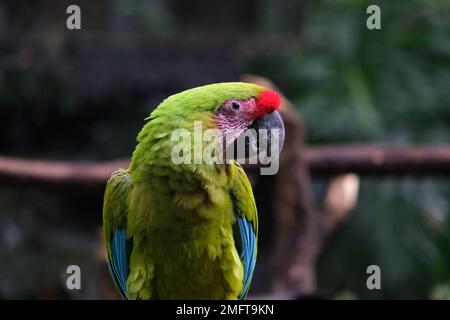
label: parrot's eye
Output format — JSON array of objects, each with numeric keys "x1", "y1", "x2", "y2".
[
  {"x1": 231, "y1": 101, "x2": 241, "y2": 111},
  {"x1": 222, "y1": 100, "x2": 243, "y2": 114}
]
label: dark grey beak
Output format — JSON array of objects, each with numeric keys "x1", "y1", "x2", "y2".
[
  {"x1": 249, "y1": 110, "x2": 285, "y2": 157},
  {"x1": 231, "y1": 110, "x2": 285, "y2": 164}
]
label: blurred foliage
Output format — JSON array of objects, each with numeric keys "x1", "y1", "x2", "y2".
[
  {"x1": 0, "y1": 185, "x2": 99, "y2": 298},
  {"x1": 244, "y1": 0, "x2": 450, "y2": 299},
  {"x1": 247, "y1": 0, "x2": 450, "y2": 144},
  {"x1": 431, "y1": 283, "x2": 450, "y2": 300},
  {"x1": 335, "y1": 290, "x2": 358, "y2": 300}
]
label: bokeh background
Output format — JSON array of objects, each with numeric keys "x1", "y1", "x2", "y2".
[{"x1": 1, "y1": 0, "x2": 450, "y2": 299}]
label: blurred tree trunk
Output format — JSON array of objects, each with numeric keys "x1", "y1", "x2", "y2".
[{"x1": 242, "y1": 75, "x2": 358, "y2": 297}]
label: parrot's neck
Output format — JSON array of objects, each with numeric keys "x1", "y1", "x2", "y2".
[{"x1": 129, "y1": 115, "x2": 229, "y2": 185}]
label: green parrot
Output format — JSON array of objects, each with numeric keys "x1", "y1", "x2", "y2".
[{"x1": 103, "y1": 82, "x2": 284, "y2": 299}]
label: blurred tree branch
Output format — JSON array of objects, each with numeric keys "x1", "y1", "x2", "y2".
[
  {"x1": 306, "y1": 146, "x2": 450, "y2": 176},
  {"x1": 0, "y1": 156, "x2": 126, "y2": 189},
  {"x1": 1, "y1": 146, "x2": 449, "y2": 189}
]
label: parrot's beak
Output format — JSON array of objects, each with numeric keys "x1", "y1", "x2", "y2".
[
  {"x1": 248, "y1": 110, "x2": 285, "y2": 158},
  {"x1": 230, "y1": 110, "x2": 285, "y2": 165}
]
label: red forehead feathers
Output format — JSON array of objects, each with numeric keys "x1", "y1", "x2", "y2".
[{"x1": 253, "y1": 89, "x2": 281, "y2": 118}]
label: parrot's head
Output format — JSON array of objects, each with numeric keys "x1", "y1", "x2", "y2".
[
  {"x1": 212, "y1": 84, "x2": 284, "y2": 164},
  {"x1": 137, "y1": 82, "x2": 285, "y2": 172}
]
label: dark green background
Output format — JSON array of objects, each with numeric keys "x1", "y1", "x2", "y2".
[{"x1": 0, "y1": 0, "x2": 449, "y2": 299}]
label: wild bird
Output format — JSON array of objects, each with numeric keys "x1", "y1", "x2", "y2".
[{"x1": 103, "y1": 82, "x2": 284, "y2": 299}]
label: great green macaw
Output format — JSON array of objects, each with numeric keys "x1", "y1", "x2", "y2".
[{"x1": 103, "y1": 82, "x2": 284, "y2": 299}]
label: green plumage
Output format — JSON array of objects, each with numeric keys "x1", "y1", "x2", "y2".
[{"x1": 103, "y1": 82, "x2": 262, "y2": 299}]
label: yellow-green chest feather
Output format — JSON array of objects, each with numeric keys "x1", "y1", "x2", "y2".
[{"x1": 125, "y1": 164, "x2": 245, "y2": 299}]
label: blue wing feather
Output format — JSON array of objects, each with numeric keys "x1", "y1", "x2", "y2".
[
  {"x1": 236, "y1": 215, "x2": 257, "y2": 299},
  {"x1": 108, "y1": 228, "x2": 129, "y2": 299}
]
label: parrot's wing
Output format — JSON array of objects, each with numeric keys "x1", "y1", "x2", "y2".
[
  {"x1": 103, "y1": 169, "x2": 132, "y2": 299},
  {"x1": 230, "y1": 163, "x2": 258, "y2": 300}
]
